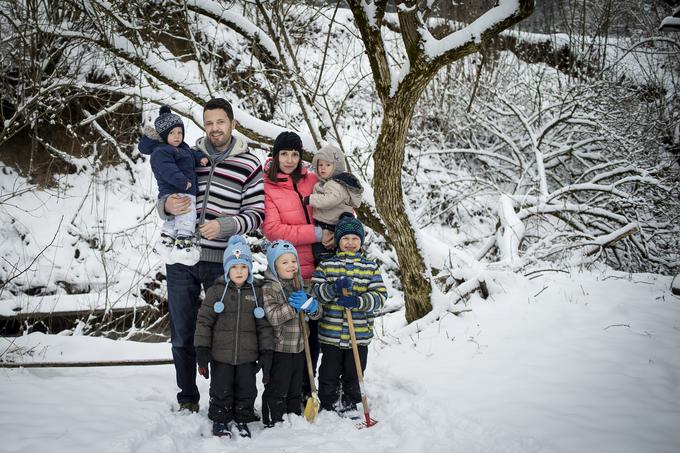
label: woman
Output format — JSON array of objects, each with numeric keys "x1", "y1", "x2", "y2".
[
  {"x1": 262, "y1": 131, "x2": 333, "y2": 279},
  {"x1": 261, "y1": 131, "x2": 332, "y2": 400}
]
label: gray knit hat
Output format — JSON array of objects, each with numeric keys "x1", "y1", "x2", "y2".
[
  {"x1": 312, "y1": 144, "x2": 346, "y2": 178},
  {"x1": 154, "y1": 105, "x2": 184, "y2": 144}
]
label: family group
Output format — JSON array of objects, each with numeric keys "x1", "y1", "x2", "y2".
[{"x1": 138, "y1": 99, "x2": 387, "y2": 438}]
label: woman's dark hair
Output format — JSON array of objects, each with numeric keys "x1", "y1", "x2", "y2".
[{"x1": 266, "y1": 152, "x2": 303, "y2": 183}]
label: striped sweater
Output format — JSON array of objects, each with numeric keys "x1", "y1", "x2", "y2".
[
  {"x1": 158, "y1": 136, "x2": 265, "y2": 263},
  {"x1": 311, "y1": 251, "x2": 387, "y2": 348}
]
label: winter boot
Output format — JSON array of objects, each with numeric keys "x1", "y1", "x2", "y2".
[
  {"x1": 234, "y1": 422, "x2": 251, "y2": 438},
  {"x1": 177, "y1": 401, "x2": 199, "y2": 413},
  {"x1": 337, "y1": 401, "x2": 359, "y2": 419},
  {"x1": 212, "y1": 421, "x2": 232, "y2": 438},
  {"x1": 170, "y1": 236, "x2": 201, "y2": 266}
]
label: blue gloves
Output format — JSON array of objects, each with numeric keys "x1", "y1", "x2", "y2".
[
  {"x1": 337, "y1": 294, "x2": 360, "y2": 309},
  {"x1": 300, "y1": 297, "x2": 318, "y2": 314},
  {"x1": 289, "y1": 290, "x2": 319, "y2": 314},
  {"x1": 288, "y1": 290, "x2": 308, "y2": 311},
  {"x1": 334, "y1": 276, "x2": 354, "y2": 296}
]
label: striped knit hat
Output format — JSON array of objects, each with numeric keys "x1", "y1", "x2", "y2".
[
  {"x1": 154, "y1": 105, "x2": 184, "y2": 144},
  {"x1": 334, "y1": 213, "x2": 365, "y2": 246}
]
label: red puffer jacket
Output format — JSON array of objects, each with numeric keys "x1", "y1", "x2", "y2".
[{"x1": 262, "y1": 160, "x2": 319, "y2": 280}]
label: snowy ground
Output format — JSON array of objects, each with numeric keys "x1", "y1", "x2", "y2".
[{"x1": 2, "y1": 268, "x2": 679, "y2": 453}]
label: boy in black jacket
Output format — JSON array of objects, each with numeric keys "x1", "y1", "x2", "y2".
[{"x1": 194, "y1": 236, "x2": 274, "y2": 438}]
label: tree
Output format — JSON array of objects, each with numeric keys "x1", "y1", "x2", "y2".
[{"x1": 345, "y1": 0, "x2": 535, "y2": 322}]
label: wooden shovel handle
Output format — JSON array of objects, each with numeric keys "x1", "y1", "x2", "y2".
[
  {"x1": 345, "y1": 308, "x2": 370, "y2": 416},
  {"x1": 294, "y1": 273, "x2": 318, "y2": 395}
]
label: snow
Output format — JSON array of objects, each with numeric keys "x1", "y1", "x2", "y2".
[
  {"x1": 1, "y1": 3, "x2": 679, "y2": 453},
  {"x1": 659, "y1": 16, "x2": 680, "y2": 31},
  {"x1": 2, "y1": 269, "x2": 679, "y2": 453},
  {"x1": 422, "y1": 0, "x2": 521, "y2": 60}
]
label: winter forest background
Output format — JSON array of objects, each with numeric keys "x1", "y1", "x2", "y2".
[{"x1": 1, "y1": 1, "x2": 679, "y2": 452}]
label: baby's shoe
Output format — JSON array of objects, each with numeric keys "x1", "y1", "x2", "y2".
[
  {"x1": 153, "y1": 233, "x2": 176, "y2": 263},
  {"x1": 170, "y1": 236, "x2": 201, "y2": 266}
]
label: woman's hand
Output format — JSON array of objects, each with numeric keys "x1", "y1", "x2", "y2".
[{"x1": 322, "y1": 229, "x2": 335, "y2": 249}]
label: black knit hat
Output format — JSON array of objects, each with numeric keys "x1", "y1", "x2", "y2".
[
  {"x1": 154, "y1": 105, "x2": 184, "y2": 144},
  {"x1": 334, "y1": 213, "x2": 365, "y2": 246},
  {"x1": 272, "y1": 131, "x2": 303, "y2": 156}
]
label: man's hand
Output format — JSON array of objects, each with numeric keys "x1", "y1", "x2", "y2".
[
  {"x1": 322, "y1": 229, "x2": 335, "y2": 249},
  {"x1": 165, "y1": 193, "x2": 192, "y2": 216},
  {"x1": 199, "y1": 220, "x2": 221, "y2": 240},
  {"x1": 200, "y1": 157, "x2": 209, "y2": 166}
]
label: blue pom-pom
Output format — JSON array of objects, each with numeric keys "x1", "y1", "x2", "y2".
[
  {"x1": 159, "y1": 105, "x2": 171, "y2": 115},
  {"x1": 227, "y1": 235, "x2": 246, "y2": 247}
]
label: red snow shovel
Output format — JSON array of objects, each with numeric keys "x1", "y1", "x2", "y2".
[{"x1": 345, "y1": 306, "x2": 378, "y2": 428}]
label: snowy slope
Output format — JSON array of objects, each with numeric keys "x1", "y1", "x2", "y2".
[{"x1": 2, "y1": 269, "x2": 679, "y2": 453}]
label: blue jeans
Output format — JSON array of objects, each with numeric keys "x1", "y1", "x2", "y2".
[{"x1": 166, "y1": 260, "x2": 223, "y2": 404}]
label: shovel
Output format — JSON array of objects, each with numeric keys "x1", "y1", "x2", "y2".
[
  {"x1": 345, "y1": 306, "x2": 378, "y2": 428},
  {"x1": 294, "y1": 274, "x2": 320, "y2": 423}
]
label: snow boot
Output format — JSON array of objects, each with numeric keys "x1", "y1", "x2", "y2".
[
  {"x1": 337, "y1": 401, "x2": 360, "y2": 419},
  {"x1": 212, "y1": 421, "x2": 232, "y2": 438},
  {"x1": 234, "y1": 422, "x2": 251, "y2": 438},
  {"x1": 178, "y1": 401, "x2": 199, "y2": 413}
]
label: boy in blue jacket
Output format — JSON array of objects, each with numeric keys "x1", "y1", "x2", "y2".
[
  {"x1": 138, "y1": 105, "x2": 207, "y2": 265},
  {"x1": 311, "y1": 213, "x2": 386, "y2": 415}
]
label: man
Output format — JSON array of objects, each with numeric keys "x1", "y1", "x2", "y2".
[{"x1": 157, "y1": 98, "x2": 265, "y2": 412}]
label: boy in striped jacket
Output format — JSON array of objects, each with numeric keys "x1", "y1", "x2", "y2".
[{"x1": 311, "y1": 213, "x2": 386, "y2": 414}]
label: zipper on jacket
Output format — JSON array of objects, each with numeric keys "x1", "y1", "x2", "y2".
[
  {"x1": 234, "y1": 287, "x2": 241, "y2": 364},
  {"x1": 292, "y1": 181, "x2": 312, "y2": 224},
  {"x1": 197, "y1": 162, "x2": 217, "y2": 231}
]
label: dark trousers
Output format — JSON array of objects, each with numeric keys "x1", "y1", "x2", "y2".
[
  {"x1": 208, "y1": 361, "x2": 259, "y2": 424},
  {"x1": 261, "y1": 351, "x2": 304, "y2": 425},
  {"x1": 318, "y1": 343, "x2": 368, "y2": 410},
  {"x1": 166, "y1": 261, "x2": 223, "y2": 404},
  {"x1": 301, "y1": 319, "x2": 320, "y2": 398}
]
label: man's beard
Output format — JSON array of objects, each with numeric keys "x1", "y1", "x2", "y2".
[{"x1": 210, "y1": 133, "x2": 229, "y2": 149}]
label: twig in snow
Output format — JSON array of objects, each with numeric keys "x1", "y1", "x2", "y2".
[{"x1": 603, "y1": 323, "x2": 630, "y2": 330}]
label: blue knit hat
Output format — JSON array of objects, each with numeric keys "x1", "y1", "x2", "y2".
[
  {"x1": 334, "y1": 213, "x2": 365, "y2": 246},
  {"x1": 223, "y1": 236, "x2": 253, "y2": 284},
  {"x1": 263, "y1": 239, "x2": 304, "y2": 288},
  {"x1": 154, "y1": 105, "x2": 184, "y2": 144}
]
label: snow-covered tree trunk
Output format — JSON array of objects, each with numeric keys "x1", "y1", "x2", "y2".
[
  {"x1": 497, "y1": 194, "x2": 525, "y2": 265},
  {"x1": 374, "y1": 95, "x2": 432, "y2": 321}
]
